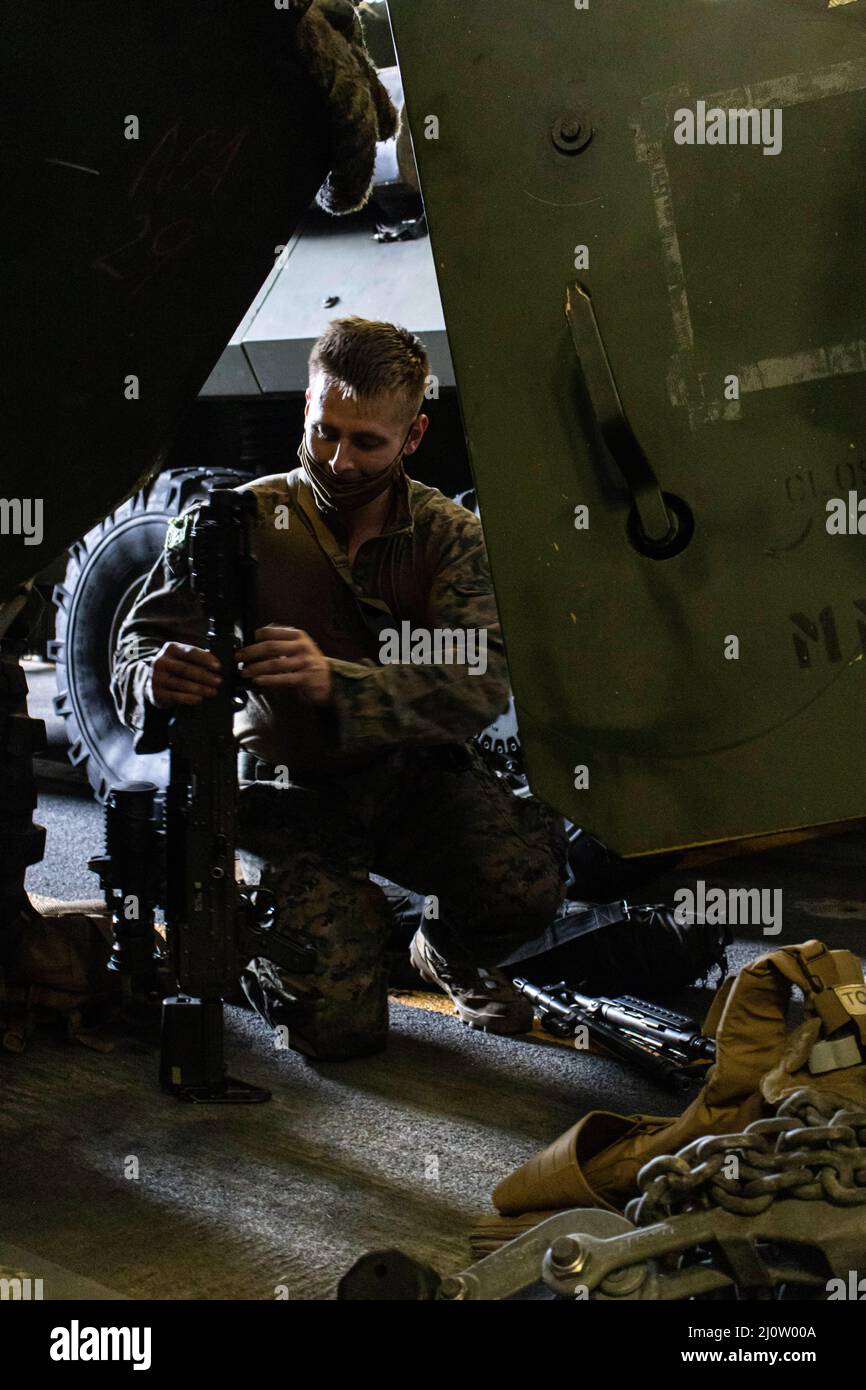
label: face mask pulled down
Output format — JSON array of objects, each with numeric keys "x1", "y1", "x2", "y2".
[{"x1": 297, "y1": 433, "x2": 407, "y2": 516}]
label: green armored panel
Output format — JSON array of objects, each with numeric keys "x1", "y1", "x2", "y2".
[{"x1": 389, "y1": 0, "x2": 866, "y2": 854}]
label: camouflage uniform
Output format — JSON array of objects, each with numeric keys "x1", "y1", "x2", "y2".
[
  {"x1": 111, "y1": 464, "x2": 569, "y2": 1059},
  {"x1": 237, "y1": 744, "x2": 567, "y2": 1058}
]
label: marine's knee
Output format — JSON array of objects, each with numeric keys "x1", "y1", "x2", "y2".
[
  {"x1": 518, "y1": 876, "x2": 566, "y2": 933},
  {"x1": 280, "y1": 976, "x2": 389, "y2": 1061},
  {"x1": 472, "y1": 851, "x2": 566, "y2": 932},
  {"x1": 241, "y1": 957, "x2": 389, "y2": 1061}
]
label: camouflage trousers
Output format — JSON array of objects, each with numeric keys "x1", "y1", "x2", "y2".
[{"x1": 236, "y1": 742, "x2": 568, "y2": 1061}]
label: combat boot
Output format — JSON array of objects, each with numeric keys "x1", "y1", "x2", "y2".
[{"x1": 408, "y1": 927, "x2": 533, "y2": 1036}]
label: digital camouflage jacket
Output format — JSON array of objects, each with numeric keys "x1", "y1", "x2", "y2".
[{"x1": 110, "y1": 467, "x2": 511, "y2": 778}]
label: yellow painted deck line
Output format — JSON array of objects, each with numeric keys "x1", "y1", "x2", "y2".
[{"x1": 389, "y1": 989, "x2": 575, "y2": 1047}]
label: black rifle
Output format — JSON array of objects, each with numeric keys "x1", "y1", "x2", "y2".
[
  {"x1": 513, "y1": 978, "x2": 715, "y2": 1093},
  {"x1": 92, "y1": 489, "x2": 315, "y2": 1102}
]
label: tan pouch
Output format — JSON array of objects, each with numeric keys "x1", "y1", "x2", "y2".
[{"x1": 1, "y1": 905, "x2": 118, "y2": 1053}]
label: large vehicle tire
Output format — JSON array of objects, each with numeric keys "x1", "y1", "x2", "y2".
[{"x1": 50, "y1": 468, "x2": 252, "y2": 802}]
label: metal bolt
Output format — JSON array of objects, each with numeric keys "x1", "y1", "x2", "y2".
[
  {"x1": 549, "y1": 1235, "x2": 588, "y2": 1274},
  {"x1": 551, "y1": 111, "x2": 593, "y2": 155}
]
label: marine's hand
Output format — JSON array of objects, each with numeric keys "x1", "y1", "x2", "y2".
[
  {"x1": 236, "y1": 625, "x2": 333, "y2": 705},
  {"x1": 149, "y1": 642, "x2": 222, "y2": 708}
]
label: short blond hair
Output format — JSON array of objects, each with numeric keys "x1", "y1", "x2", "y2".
[{"x1": 308, "y1": 316, "x2": 429, "y2": 422}]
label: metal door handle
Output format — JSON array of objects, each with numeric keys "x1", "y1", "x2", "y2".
[{"x1": 566, "y1": 281, "x2": 677, "y2": 546}]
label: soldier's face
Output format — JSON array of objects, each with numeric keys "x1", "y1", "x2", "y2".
[{"x1": 304, "y1": 374, "x2": 426, "y2": 478}]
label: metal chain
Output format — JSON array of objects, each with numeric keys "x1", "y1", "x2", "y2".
[{"x1": 626, "y1": 1087, "x2": 866, "y2": 1226}]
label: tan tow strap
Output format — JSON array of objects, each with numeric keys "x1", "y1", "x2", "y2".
[{"x1": 492, "y1": 940, "x2": 866, "y2": 1217}]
